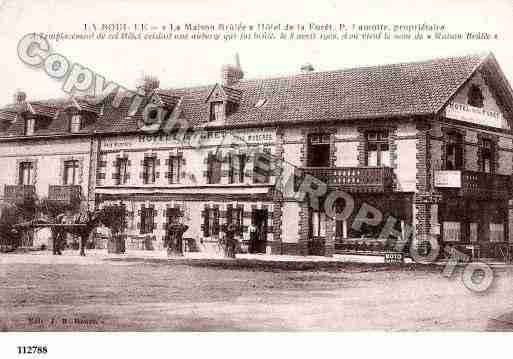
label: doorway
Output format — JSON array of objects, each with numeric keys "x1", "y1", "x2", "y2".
[{"x1": 249, "y1": 209, "x2": 268, "y2": 254}]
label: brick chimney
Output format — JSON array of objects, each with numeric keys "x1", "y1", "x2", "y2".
[
  {"x1": 13, "y1": 90, "x2": 27, "y2": 104},
  {"x1": 135, "y1": 74, "x2": 160, "y2": 96},
  {"x1": 300, "y1": 63, "x2": 315, "y2": 73},
  {"x1": 221, "y1": 53, "x2": 244, "y2": 86}
]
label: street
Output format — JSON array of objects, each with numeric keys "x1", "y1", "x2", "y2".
[{"x1": 0, "y1": 251, "x2": 512, "y2": 331}]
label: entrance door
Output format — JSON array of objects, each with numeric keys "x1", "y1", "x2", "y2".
[{"x1": 250, "y1": 209, "x2": 268, "y2": 254}]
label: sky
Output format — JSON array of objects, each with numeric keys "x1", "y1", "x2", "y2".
[{"x1": 0, "y1": 0, "x2": 512, "y2": 105}]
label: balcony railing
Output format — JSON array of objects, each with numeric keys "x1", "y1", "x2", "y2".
[
  {"x1": 3, "y1": 185, "x2": 36, "y2": 202},
  {"x1": 295, "y1": 166, "x2": 395, "y2": 193},
  {"x1": 48, "y1": 185, "x2": 82, "y2": 205},
  {"x1": 434, "y1": 170, "x2": 511, "y2": 198}
]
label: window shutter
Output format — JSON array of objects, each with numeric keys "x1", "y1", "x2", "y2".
[{"x1": 202, "y1": 209, "x2": 209, "y2": 237}]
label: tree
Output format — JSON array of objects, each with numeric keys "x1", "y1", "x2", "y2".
[{"x1": 0, "y1": 203, "x2": 22, "y2": 251}]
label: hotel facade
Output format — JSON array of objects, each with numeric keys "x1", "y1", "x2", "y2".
[{"x1": 1, "y1": 53, "x2": 513, "y2": 257}]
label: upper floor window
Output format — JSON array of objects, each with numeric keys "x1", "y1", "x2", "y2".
[
  {"x1": 366, "y1": 131, "x2": 389, "y2": 166},
  {"x1": 25, "y1": 118, "x2": 35, "y2": 136},
  {"x1": 18, "y1": 161, "x2": 34, "y2": 185},
  {"x1": 63, "y1": 160, "x2": 79, "y2": 185},
  {"x1": 207, "y1": 153, "x2": 222, "y2": 184},
  {"x1": 203, "y1": 207, "x2": 220, "y2": 237},
  {"x1": 229, "y1": 153, "x2": 246, "y2": 184},
  {"x1": 143, "y1": 156, "x2": 156, "y2": 184},
  {"x1": 307, "y1": 133, "x2": 330, "y2": 167},
  {"x1": 167, "y1": 155, "x2": 182, "y2": 184},
  {"x1": 480, "y1": 138, "x2": 494, "y2": 173},
  {"x1": 445, "y1": 132, "x2": 463, "y2": 170},
  {"x1": 253, "y1": 151, "x2": 271, "y2": 184},
  {"x1": 70, "y1": 115, "x2": 82, "y2": 133},
  {"x1": 116, "y1": 157, "x2": 129, "y2": 185},
  {"x1": 210, "y1": 101, "x2": 225, "y2": 122},
  {"x1": 468, "y1": 85, "x2": 484, "y2": 108},
  {"x1": 140, "y1": 206, "x2": 155, "y2": 234}
]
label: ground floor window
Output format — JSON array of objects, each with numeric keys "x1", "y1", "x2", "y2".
[
  {"x1": 439, "y1": 199, "x2": 507, "y2": 243},
  {"x1": 203, "y1": 207, "x2": 220, "y2": 237},
  {"x1": 140, "y1": 207, "x2": 155, "y2": 234},
  {"x1": 227, "y1": 205, "x2": 243, "y2": 236},
  {"x1": 310, "y1": 210, "x2": 326, "y2": 237}
]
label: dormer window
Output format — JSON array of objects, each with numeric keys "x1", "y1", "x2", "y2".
[
  {"x1": 210, "y1": 101, "x2": 225, "y2": 122},
  {"x1": 25, "y1": 118, "x2": 35, "y2": 136},
  {"x1": 468, "y1": 84, "x2": 484, "y2": 108},
  {"x1": 70, "y1": 114, "x2": 81, "y2": 133}
]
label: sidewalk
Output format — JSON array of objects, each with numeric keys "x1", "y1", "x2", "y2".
[
  {"x1": 4, "y1": 248, "x2": 513, "y2": 268},
  {"x1": 0, "y1": 248, "x2": 410, "y2": 265}
]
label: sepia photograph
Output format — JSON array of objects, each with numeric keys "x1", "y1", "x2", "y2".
[{"x1": 0, "y1": 0, "x2": 512, "y2": 357}]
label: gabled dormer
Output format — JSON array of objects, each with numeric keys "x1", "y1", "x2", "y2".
[
  {"x1": 206, "y1": 83, "x2": 242, "y2": 123},
  {"x1": 62, "y1": 97, "x2": 102, "y2": 133},
  {"x1": 205, "y1": 54, "x2": 244, "y2": 124},
  {"x1": 16, "y1": 96, "x2": 58, "y2": 136}
]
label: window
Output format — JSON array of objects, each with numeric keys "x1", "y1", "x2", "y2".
[
  {"x1": 207, "y1": 153, "x2": 222, "y2": 184},
  {"x1": 116, "y1": 157, "x2": 129, "y2": 185},
  {"x1": 310, "y1": 210, "x2": 326, "y2": 237},
  {"x1": 366, "y1": 131, "x2": 389, "y2": 166},
  {"x1": 167, "y1": 156, "x2": 181, "y2": 184},
  {"x1": 18, "y1": 161, "x2": 34, "y2": 185},
  {"x1": 445, "y1": 132, "x2": 463, "y2": 170},
  {"x1": 63, "y1": 160, "x2": 79, "y2": 185},
  {"x1": 143, "y1": 156, "x2": 156, "y2": 184},
  {"x1": 227, "y1": 205, "x2": 243, "y2": 236},
  {"x1": 70, "y1": 115, "x2": 81, "y2": 133},
  {"x1": 468, "y1": 85, "x2": 484, "y2": 108},
  {"x1": 25, "y1": 118, "x2": 35, "y2": 135},
  {"x1": 140, "y1": 207, "x2": 155, "y2": 234},
  {"x1": 253, "y1": 152, "x2": 271, "y2": 184},
  {"x1": 210, "y1": 101, "x2": 225, "y2": 122},
  {"x1": 203, "y1": 207, "x2": 220, "y2": 237},
  {"x1": 229, "y1": 153, "x2": 246, "y2": 184},
  {"x1": 480, "y1": 138, "x2": 494, "y2": 173},
  {"x1": 307, "y1": 133, "x2": 330, "y2": 167}
]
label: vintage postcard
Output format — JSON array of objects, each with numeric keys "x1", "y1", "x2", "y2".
[{"x1": 0, "y1": 0, "x2": 512, "y2": 357}]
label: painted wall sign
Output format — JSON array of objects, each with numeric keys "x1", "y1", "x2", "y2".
[
  {"x1": 434, "y1": 170, "x2": 462, "y2": 188},
  {"x1": 444, "y1": 102, "x2": 504, "y2": 129},
  {"x1": 101, "y1": 128, "x2": 276, "y2": 151}
]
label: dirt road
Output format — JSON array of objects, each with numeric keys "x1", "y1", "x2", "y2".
[{"x1": 0, "y1": 252, "x2": 512, "y2": 330}]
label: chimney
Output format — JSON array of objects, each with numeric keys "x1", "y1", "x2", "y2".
[
  {"x1": 135, "y1": 74, "x2": 160, "y2": 96},
  {"x1": 300, "y1": 63, "x2": 315, "y2": 73},
  {"x1": 221, "y1": 53, "x2": 244, "y2": 86},
  {"x1": 14, "y1": 90, "x2": 27, "y2": 104}
]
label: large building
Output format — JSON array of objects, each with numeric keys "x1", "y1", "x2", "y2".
[{"x1": 1, "y1": 53, "x2": 513, "y2": 257}]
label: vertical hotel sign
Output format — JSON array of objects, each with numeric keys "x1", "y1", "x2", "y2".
[{"x1": 444, "y1": 102, "x2": 504, "y2": 129}]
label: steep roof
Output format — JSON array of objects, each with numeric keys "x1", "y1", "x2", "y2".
[
  {"x1": 1, "y1": 53, "x2": 506, "y2": 138},
  {"x1": 96, "y1": 53, "x2": 489, "y2": 132}
]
